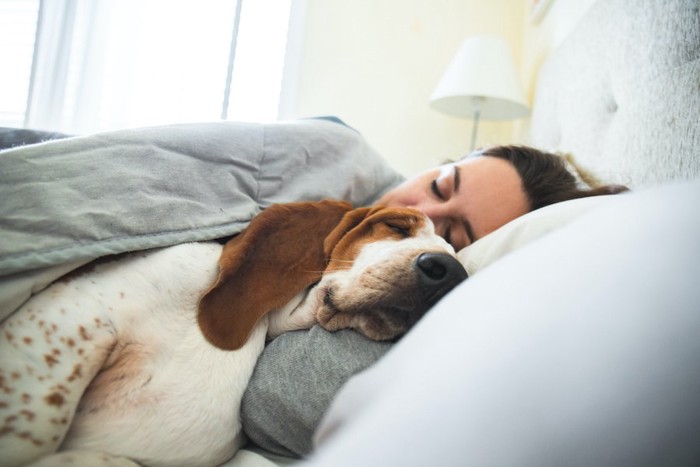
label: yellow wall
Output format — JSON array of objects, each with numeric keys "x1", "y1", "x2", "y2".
[{"x1": 290, "y1": 0, "x2": 596, "y2": 176}]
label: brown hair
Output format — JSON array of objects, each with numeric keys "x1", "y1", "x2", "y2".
[{"x1": 475, "y1": 145, "x2": 629, "y2": 211}]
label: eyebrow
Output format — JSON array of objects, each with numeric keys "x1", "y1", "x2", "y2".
[{"x1": 453, "y1": 165, "x2": 475, "y2": 244}]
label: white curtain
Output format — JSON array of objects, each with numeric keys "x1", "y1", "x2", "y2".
[{"x1": 21, "y1": 0, "x2": 294, "y2": 134}]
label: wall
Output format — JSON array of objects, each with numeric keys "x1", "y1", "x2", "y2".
[
  {"x1": 286, "y1": 0, "x2": 527, "y2": 176},
  {"x1": 286, "y1": 0, "x2": 597, "y2": 176}
]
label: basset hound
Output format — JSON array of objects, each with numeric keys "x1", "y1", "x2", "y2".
[{"x1": 0, "y1": 200, "x2": 467, "y2": 467}]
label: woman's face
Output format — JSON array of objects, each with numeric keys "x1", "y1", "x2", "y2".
[{"x1": 375, "y1": 156, "x2": 530, "y2": 251}]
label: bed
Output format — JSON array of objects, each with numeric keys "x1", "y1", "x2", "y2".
[
  {"x1": 287, "y1": 1, "x2": 700, "y2": 465},
  {"x1": 1, "y1": 0, "x2": 699, "y2": 465}
]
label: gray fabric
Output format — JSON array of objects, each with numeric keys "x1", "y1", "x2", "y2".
[
  {"x1": 0, "y1": 117, "x2": 401, "y2": 462},
  {"x1": 241, "y1": 326, "x2": 391, "y2": 458},
  {"x1": 0, "y1": 118, "x2": 404, "y2": 319},
  {"x1": 0, "y1": 119, "x2": 402, "y2": 276},
  {"x1": 530, "y1": 0, "x2": 700, "y2": 188}
]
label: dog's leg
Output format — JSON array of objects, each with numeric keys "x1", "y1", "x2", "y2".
[
  {"x1": 26, "y1": 449, "x2": 140, "y2": 467},
  {"x1": 0, "y1": 280, "x2": 117, "y2": 467}
]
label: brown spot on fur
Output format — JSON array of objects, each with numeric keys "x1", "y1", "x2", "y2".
[
  {"x1": 38, "y1": 320, "x2": 45, "y2": 328},
  {"x1": 66, "y1": 338, "x2": 75, "y2": 348},
  {"x1": 79, "y1": 326, "x2": 91, "y2": 341},
  {"x1": 21, "y1": 394, "x2": 31, "y2": 404},
  {"x1": 22, "y1": 336, "x2": 32, "y2": 345},
  {"x1": 67, "y1": 364, "x2": 82, "y2": 382},
  {"x1": 17, "y1": 431, "x2": 43, "y2": 446},
  {"x1": 3, "y1": 331, "x2": 14, "y2": 342},
  {"x1": 52, "y1": 348, "x2": 61, "y2": 356},
  {"x1": 53, "y1": 384, "x2": 70, "y2": 395},
  {"x1": 45, "y1": 392, "x2": 65, "y2": 407},
  {"x1": 19, "y1": 410, "x2": 35, "y2": 421},
  {"x1": 5, "y1": 415, "x2": 17, "y2": 423},
  {"x1": 120, "y1": 292, "x2": 125, "y2": 299},
  {"x1": 0, "y1": 401, "x2": 8, "y2": 408},
  {"x1": 10, "y1": 372, "x2": 20, "y2": 380},
  {"x1": 44, "y1": 354, "x2": 59, "y2": 368},
  {"x1": 0, "y1": 426, "x2": 13, "y2": 436},
  {"x1": 1, "y1": 377, "x2": 13, "y2": 394}
]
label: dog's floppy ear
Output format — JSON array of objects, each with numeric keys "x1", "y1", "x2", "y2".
[
  {"x1": 322, "y1": 207, "x2": 372, "y2": 258},
  {"x1": 198, "y1": 200, "x2": 353, "y2": 350}
]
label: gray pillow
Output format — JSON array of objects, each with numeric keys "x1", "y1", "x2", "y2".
[{"x1": 241, "y1": 326, "x2": 391, "y2": 457}]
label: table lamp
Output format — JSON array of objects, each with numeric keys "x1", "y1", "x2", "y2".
[{"x1": 430, "y1": 36, "x2": 529, "y2": 151}]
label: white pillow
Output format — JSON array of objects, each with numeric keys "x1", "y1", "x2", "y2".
[
  {"x1": 457, "y1": 195, "x2": 620, "y2": 275},
  {"x1": 309, "y1": 180, "x2": 700, "y2": 467}
]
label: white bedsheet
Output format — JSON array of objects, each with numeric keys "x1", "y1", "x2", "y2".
[{"x1": 301, "y1": 179, "x2": 700, "y2": 466}]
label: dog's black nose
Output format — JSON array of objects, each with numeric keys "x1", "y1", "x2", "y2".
[{"x1": 414, "y1": 252, "x2": 468, "y2": 306}]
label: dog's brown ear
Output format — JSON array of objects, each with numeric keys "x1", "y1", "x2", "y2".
[
  {"x1": 198, "y1": 200, "x2": 353, "y2": 350},
  {"x1": 322, "y1": 207, "x2": 372, "y2": 262}
]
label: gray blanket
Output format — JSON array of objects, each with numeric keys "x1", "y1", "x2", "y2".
[{"x1": 0, "y1": 118, "x2": 404, "y2": 318}]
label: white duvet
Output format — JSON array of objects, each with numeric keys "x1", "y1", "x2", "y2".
[{"x1": 300, "y1": 179, "x2": 700, "y2": 466}]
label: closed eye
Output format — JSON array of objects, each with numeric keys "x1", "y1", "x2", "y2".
[
  {"x1": 430, "y1": 179, "x2": 445, "y2": 200},
  {"x1": 389, "y1": 225, "x2": 410, "y2": 237},
  {"x1": 383, "y1": 221, "x2": 412, "y2": 238}
]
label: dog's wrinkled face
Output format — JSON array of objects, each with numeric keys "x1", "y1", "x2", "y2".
[
  {"x1": 198, "y1": 201, "x2": 468, "y2": 350},
  {"x1": 316, "y1": 206, "x2": 468, "y2": 341}
]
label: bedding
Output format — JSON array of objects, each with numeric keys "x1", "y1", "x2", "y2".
[
  {"x1": 238, "y1": 190, "x2": 625, "y2": 458},
  {"x1": 0, "y1": 127, "x2": 71, "y2": 150},
  {"x1": 304, "y1": 179, "x2": 700, "y2": 466},
  {"x1": 2, "y1": 0, "x2": 699, "y2": 464},
  {"x1": 0, "y1": 118, "x2": 404, "y2": 319},
  {"x1": 530, "y1": 0, "x2": 700, "y2": 187},
  {"x1": 240, "y1": 0, "x2": 700, "y2": 464}
]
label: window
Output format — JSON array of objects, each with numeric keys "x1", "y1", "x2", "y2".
[
  {"x1": 1, "y1": 0, "x2": 294, "y2": 133},
  {"x1": 0, "y1": 0, "x2": 39, "y2": 127}
]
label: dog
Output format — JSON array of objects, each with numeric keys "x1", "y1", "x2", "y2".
[{"x1": 0, "y1": 200, "x2": 467, "y2": 467}]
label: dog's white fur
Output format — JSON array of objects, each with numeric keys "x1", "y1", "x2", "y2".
[{"x1": 0, "y1": 206, "x2": 458, "y2": 467}]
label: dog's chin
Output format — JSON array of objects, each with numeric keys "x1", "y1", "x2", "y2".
[{"x1": 316, "y1": 288, "x2": 411, "y2": 342}]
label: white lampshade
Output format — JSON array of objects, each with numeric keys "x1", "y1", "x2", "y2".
[{"x1": 430, "y1": 37, "x2": 529, "y2": 120}]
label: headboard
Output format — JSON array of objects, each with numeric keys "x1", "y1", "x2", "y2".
[{"x1": 530, "y1": 0, "x2": 700, "y2": 188}]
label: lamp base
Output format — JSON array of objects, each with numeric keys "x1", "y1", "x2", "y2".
[{"x1": 469, "y1": 108, "x2": 481, "y2": 152}]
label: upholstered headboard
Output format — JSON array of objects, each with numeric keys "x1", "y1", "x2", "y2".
[{"x1": 530, "y1": 0, "x2": 700, "y2": 188}]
